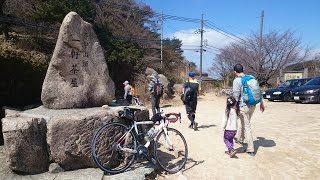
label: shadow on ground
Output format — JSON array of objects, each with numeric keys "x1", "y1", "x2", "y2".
[
  {"x1": 197, "y1": 124, "x2": 216, "y2": 129},
  {"x1": 235, "y1": 137, "x2": 276, "y2": 155}
]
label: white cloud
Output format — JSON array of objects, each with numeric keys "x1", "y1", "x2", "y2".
[
  {"x1": 171, "y1": 28, "x2": 236, "y2": 49},
  {"x1": 168, "y1": 28, "x2": 237, "y2": 73}
]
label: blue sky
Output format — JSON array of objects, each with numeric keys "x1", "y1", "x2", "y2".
[{"x1": 140, "y1": 0, "x2": 320, "y2": 73}]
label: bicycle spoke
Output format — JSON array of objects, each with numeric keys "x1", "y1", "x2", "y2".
[
  {"x1": 154, "y1": 128, "x2": 188, "y2": 173},
  {"x1": 91, "y1": 123, "x2": 137, "y2": 174}
]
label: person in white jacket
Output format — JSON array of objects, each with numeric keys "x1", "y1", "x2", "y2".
[{"x1": 221, "y1": 96, "x2": 240, "y2": 158}]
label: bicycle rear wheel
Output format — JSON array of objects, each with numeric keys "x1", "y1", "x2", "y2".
[
  {"x1": 154, "y1": 127, "x2": 188, "y2": 173},
  {"x1": 91, "y1": 122, "x2": 137, "y2": 174}
]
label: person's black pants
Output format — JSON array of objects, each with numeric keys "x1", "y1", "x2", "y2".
[
  {"x1": 185, "y1": 100, "x2": 197, "y2": 125},
  {"x1": 125, "y1": 95, "x2": 133, "y2": 104},
  {"x1": 150, "y1": 96, "x2": 160, "y2": 116}
]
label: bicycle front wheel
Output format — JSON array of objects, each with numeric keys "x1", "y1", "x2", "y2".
[
  {"x1": 154, "y1": 127, "x2": 188, "y2": 173},
  {"x1": 91, "y1": 122, "x2": 137, "y2": 174}
]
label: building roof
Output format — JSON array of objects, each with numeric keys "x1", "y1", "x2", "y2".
[{"x1": 284, "y1": 60, "x2": 320, "y2": 71}]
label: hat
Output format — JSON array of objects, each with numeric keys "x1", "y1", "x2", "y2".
[
  {"x1": 188, "y1": 71, "x2": 195, "y2": 77},
  {"x1": 123, "y1": 80, "x2": 129, "y2": 85}
]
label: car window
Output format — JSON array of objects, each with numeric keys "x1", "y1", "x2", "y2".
[
  {"x1": 279, "y1": 81, "x2": 291, "y2": 87},
  {"x1": 304, "y1": 78, "x2": 320, "y2": 85}
]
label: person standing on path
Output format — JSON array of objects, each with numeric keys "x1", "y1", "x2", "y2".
[
  {"x1": 123, "y1": 80, "x2": 133, "y2": 104},
  {"x1": 221, "y1": 96, "x2": 240, "y2": 158},
  {"x1": 232, "y1": 63, "x2": 265, "y2": 156},
  {"x1": 183, "y1": 71, "x2": 200, "y2": 131},
  {"x1": 148, "y1": 73, "x2": 164, "y2": 117}
]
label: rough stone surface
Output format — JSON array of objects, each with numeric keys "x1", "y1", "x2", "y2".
[
  {"x1": 158, "y1": 74, "x2": 173, "y2": 99},
  {"x1": 145, "y1": 67, "x2": 173, "y2": 99},
  {"x1": 1, "y1": 105, "x2": 151, "y2": 174},
  {"x1": 47, "y1": 108, "x2": 118, "y2": 170},
  {"x1": 49, "y1": 163, "x2": 64, "y2": 173},
  {"x1": 41, "y1": 11, "x2": 115, "y2": 109},
  {"x1": 2, "y1": 117, "x2": 49, "y2": 174},
  {"x1": 145, "y1": 67, "x2": 157, "y2": 77},
  {"x1": 173, "y1": 84, "x2": 184, "y2": 95}
]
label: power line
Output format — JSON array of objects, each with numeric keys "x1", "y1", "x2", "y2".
[
  {"x1": 204, "y1": 21, "x2": 245, "y2": 42},
  {"x1": 98, "y1": 2, "x2": 245, "y2": 47}
]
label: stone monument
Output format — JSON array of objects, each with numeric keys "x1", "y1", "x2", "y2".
[{"x1": 41, "y1": 11, "x2": 115, "y2": 109}]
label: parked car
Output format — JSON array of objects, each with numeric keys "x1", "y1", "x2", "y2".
[
  {"x1": 291, "y1": 76, "x2": 320, "y2": 103},
  {"x1": 262, "y1": 78, "x2": 312, "y2": 101}
]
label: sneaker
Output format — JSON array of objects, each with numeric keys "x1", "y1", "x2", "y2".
[
  {"x1": 229, "y1": 149, "x2": 237, "y2": 158},
  {"x1": 188, "y1": 124, "x2": 193, "y2": 129},
  {"x1": 247, "y1": 152, "x2": 255, "y2": 157},
  {"x1": 224, "y1": 151, "x2": 230, "y2": 155},
  {"x1": 193, "y1": 122, "x2": 198, "y2": 131}
]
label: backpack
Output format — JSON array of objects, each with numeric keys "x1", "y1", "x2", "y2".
[
  {"x1": 153, "y1": 80, "x2": 163, "y2": 97},
  {"x1": 241, "y1": 75, "x2": 262, "y2": 105},
  {"x1": 181, "y1": 81, "x2": 195, "y2": 103},
  {"x1": 130, "y1": 86, "x2": 136, "y2": 96}
]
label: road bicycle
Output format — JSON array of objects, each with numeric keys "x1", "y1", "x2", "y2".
[
  {"x1": 91, "y1": 107, "x2": 188, "y2": 174},
  {"x1": 215, "y1": 88, "x2": 232, "y2": 97}
]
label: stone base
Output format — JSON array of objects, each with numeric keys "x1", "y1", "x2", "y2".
[{"x1": 1, "y1": 105, "x2": 150, "y2": 174}]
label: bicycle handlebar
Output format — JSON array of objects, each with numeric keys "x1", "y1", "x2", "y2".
[{"x1": 164, "y1": 113, "x2": 181, "y2": 123}]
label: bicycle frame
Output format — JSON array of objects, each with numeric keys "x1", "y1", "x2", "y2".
[{"x1": 116, "y1": 118, "x2": 175, "y2": 154}]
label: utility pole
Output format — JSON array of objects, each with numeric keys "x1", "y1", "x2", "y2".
[
  {"x1": 199, "y1": 14, "x2": 204, "y2": 81},
  {"x1": 160, "y1": 12, "x2": 164, "y2": 70},
  {"x1": 259, "y1": 10, "x2": 264, "y2": 72}
]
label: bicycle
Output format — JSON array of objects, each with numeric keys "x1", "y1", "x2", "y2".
[{"x1": 91, "y1": 107, "x2": 188, "y2": 174}]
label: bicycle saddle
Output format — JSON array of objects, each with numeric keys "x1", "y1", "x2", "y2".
[{"x1": 124, "y1": 107, "x2": 141, "y2": 113}]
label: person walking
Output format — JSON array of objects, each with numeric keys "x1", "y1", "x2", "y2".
[
  {"x1": 232, "y1": 63, "x2": 265, "y2": 156},
  {"x1": 123, "y1": 80, "x2": 132, "y2": 104},
  {"x1": 182, "y1": 71, "x2": 200, "y2": 131},
  {"x1": 221, "y1": 96, "x2": 240, "y2": 158},
  {"x1": 148, "y1": 73, "x2": 164, "y2": 116}
]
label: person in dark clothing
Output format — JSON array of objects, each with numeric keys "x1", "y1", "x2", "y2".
[
  {"x1": 148, "y1": 73, "x2": 164, "y2": 116},
  {"x1": 183, "y1": 71, "x2": 200, "y2": 130}
]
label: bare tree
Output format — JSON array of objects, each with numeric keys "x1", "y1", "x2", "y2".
[
  {"x1": 211, "y1": 30, "x2": 310, "y2": 85},
  {"x1": 208, "y1": 50, "x2": 234, "y2": 87},
  {"x1": 309, "y1": 53, "x2": 320, "y2": 77}
]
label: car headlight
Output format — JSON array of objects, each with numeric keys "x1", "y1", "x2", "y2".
[
  {"x1": 262, "y1": 92, "x2": 266, "y2": 94},
  {"x1": 305, "y1": 89, "x2": 319, "y2": 94},
  {"x1": 273, "y1": 91, "x2": 282, "y2": 95}
]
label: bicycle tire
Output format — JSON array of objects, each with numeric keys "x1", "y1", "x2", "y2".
[
  {"x1": 154, "y1": 127, "x2": 188, "y2": 173},
  {"x1": 91, "y1": 122, "x2": 137, "y2": 174}
]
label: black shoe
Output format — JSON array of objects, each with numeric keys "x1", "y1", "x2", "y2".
[
  {"x1": 193, "y1": 122, "x2": 198, "y2": 131},
  {"x1": 189, "y1": 124, "x2": 193, "y2": 129},
  {"x1": 247, "y1": 152, "x2": 255, "y2": 156}
]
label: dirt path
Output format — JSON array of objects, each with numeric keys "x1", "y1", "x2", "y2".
[{"x1": 157, "y1": 93, "x2": 320, "y2": 180}]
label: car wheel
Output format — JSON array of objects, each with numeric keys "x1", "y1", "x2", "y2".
[{"x1": 283, "y1": 93, "x2": 291, "y2": 102}]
